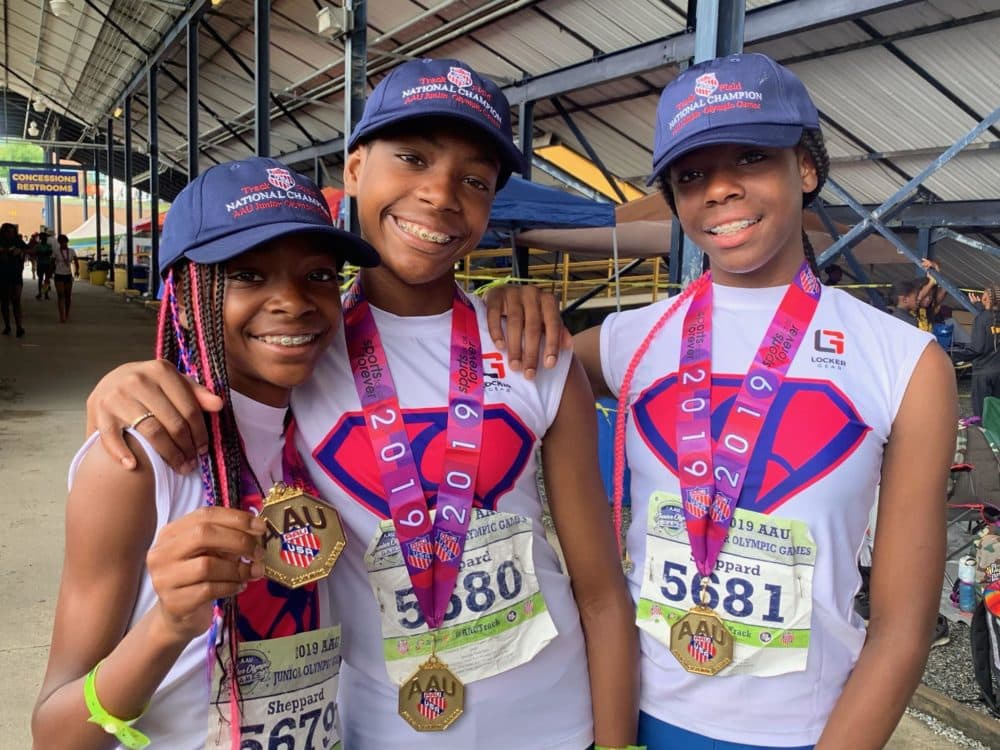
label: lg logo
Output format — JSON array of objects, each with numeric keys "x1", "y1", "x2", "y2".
[{"x1": 813, "y1": 330, "x2": 845, "y2": 355}]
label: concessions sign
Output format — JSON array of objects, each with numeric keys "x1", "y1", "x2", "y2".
[{"x1": 8, "y1": 169, "x2": 79, "y2": 196}]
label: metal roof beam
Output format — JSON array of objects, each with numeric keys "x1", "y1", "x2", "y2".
[
  {"x1": 279, "y1": 137, "x2": 347, "y2": 169},
  {"x1": 830, "y1": 141, "x2": 1000, "y2": 164},
  {"x1": 823, "y1": 201, "x2": 1000, "y2": 230},
  {"x1": 117, "y1": 0, "x2": 214, "y2": 108},
  {"x1": 502, "y1": 0, "x2": 920, "y2": 105}
]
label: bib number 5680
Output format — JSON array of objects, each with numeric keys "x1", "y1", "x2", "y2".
[{"x1": 395, "y1": 561, "x2": 523, "y2": 628}]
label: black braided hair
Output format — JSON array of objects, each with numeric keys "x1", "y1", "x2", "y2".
[
  {"x1": 801, "y1": 229, "x2": 820, "y2": 276},
  {"x1": 156, "y1": 260, "x2": 246, "y2": 714}
]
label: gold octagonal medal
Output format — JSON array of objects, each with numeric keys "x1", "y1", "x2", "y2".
[
  {"x1": 669, "y1": 605, "x2": 734, "y2": 676},
  {"x1": 259, "y1": 483, "x2": 346, "y2": 588},
  {"x1": 398, "y1": 654, "x2": 465, "y2": 732}
]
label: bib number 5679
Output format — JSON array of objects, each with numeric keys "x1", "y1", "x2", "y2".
[{"x1": 239, "y1": 699, "x2": 336, "y2": 750}]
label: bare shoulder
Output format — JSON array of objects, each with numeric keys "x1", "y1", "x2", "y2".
[{"x1": 68, "y1": 431, "x2": 159, "y2": 548}]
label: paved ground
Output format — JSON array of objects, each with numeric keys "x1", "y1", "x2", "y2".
[{"x1": 0, "y1": 272, "x2": 978, "y2": 748}]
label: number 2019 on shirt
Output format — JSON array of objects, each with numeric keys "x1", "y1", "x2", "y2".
[{"x1": 660, "y1": 561, "x2": 785, "y2": 622}]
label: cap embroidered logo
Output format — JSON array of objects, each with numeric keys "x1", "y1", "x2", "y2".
[
  {"x1": 266, "y1": 167, "x2": 296, "y2": 192},
  {"x1": 447, "y1": 66, "x2": 473, "y2": 89},
  {"x1": 695, "y1": 73, "x2": 718, "y2": 97}
]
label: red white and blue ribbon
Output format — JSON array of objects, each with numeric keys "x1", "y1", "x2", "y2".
[
  {"x1": 676, "y1": 263, "x2": 822, "y2": 577},
  {"x1": 344, "y1": 282, "x2": 485, "y2": 628}
]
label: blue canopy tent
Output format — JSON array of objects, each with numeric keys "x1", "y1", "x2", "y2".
[
  {"x1": 487, "y1": 175, "x2": 616, "y2": 231},
  {"x1": 479, "y1": 176, "x2": 620, "y2": 305}
]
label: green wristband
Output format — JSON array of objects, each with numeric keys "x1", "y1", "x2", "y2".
[{"x1": 83, "y1": 660, "x2": 151, "y2": 749}]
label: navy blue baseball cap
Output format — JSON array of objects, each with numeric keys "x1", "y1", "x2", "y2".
[
  {"x1": 159, "y1": 157, "x2": 380, "y2": 274},
  {"x1": 347, "y1": 58, "x2": 528, "y2": 188},
  {"x1": 649, "y1": 53, "x2": 820, "y2": 184}
]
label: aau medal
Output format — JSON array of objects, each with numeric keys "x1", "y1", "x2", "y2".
[
  {"x1": 259, "y1": 482, "x2": 346, "y2": 588},
  {"x1": 398, "y1": 654, "x2": 465, "y2": 731},
  {"x1": 669, "y1": 605, "x2": 734, "y2": 676}
]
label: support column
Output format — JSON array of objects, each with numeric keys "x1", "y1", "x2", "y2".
[
  {"x1": 254, "y1": 0, "x2": 270, "y2": 157},
  {"x1": 676, "y1": 0, "x2": 746, "y2": 288},
  {"x1": 124, "y1": 97, "x2": 134, "y2": 287},
  {"x1": 342, "y1": 0, "x2": 367, "y2": 233},
  {"x1": 106, "y1": 118, "x2": 115, "y2": 265},
  {"x1": 149, "y1": 64, "x2": 160, "y2": 298},
  {"x1": 43, "y1": 149, "x2": 55, "y2": 235},
  {"x1": 187, "y1": 18, "x2": 200, "y2": 179},
  {"x1": 94, "y1": 129, "x2": 102, "y2": 264},
  {"x1": 514, "y1": 101, "x2": 533, "y2": 280},
  {"x1": 918, "y1": 227, "x2": 931, "y2": 260}
]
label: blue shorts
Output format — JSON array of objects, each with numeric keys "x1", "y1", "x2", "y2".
[{"x1": 637, "y1": 711, "x2": 815, "y2": 750}]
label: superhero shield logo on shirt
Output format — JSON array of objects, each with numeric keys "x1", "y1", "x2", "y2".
[
  {"x1": 313, "y1": 405, "x2": 535, "y2": 518},
  {"x1": 633, "y1": 374, "x2": 870, "y2": 512}
]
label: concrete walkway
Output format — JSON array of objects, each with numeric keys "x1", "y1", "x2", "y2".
[{"x1": 0, "y1": 273, "x2": 973, "y2": 748}]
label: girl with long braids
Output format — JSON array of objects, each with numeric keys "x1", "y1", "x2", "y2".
[{"x1": 33, "y1": 158, "x2": 378, "y2": 749}]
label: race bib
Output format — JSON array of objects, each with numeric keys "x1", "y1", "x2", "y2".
[
  {"x1": 365, "y1": 508, "x2": 557, "y2": 685},
  {"x1": 638, "y1": 493, "x2": 816, "y2": 677},
  {"x1": 207, "y1": 626, "x2": 342, "y2": 750}
]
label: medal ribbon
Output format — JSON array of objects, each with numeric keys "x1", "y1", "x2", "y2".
[
  {"x1": 237, "y1": 415, "x2": 322, "y2": 639},
  {"x1": 677, "y1": 263, "x2": 821, "y2": 578},
  {"x1": 344, "y1": 283, "x2": 485, "y2": 628}
]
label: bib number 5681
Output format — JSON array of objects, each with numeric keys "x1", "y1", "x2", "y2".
[{"x1": 660, "y1": 560, "x2": 784, "y2": 623}]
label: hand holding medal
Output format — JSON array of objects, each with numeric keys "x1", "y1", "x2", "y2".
[{"x1": 146, "y1": 506, "x2": 267, "y2": 642}]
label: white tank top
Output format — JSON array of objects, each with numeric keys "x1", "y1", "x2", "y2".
[
  {"x1": 600, "y1": 282, "x2": 932, "y2": 746},
  {"x1": 68, "y1": 392, "x2": 334, "y2": 749},
  {"x1": 293, "y1": 294, "x2": 595, "y2": 749}
]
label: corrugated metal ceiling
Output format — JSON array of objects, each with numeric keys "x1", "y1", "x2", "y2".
[{"x1": 2, "y1": 0, "x2": 1000, "y2": 289}]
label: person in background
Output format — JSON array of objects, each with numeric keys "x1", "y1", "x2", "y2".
[
  {"x1": 890, "y1": 278, "x2": 920, "y2": 326},
  {"x1": 0, "y1": 222, "x2": 28, "y2": 337},
  {"x1": 968, "y1": 286, "x2": 1000, "y2": 417},
  {"x1": 52, "y1": 234, "x2": 79, "y2": 323},
  {"x1": 822, "y1": 263, "x2": 843, "y2": 286},
  {"x1": 32, "y1": 231, "x2": 55, "y2": 301}
]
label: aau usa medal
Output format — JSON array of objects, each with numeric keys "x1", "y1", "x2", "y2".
[
  {"x1": 259, "y1": 482, "x2": 346, "y2": 588},
  {"x1": 669, "y1": 604, "x2": 734, "y2": 676},
  {"x1": 398, "y1": 654, "x2": 465, "y2": 731}
]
